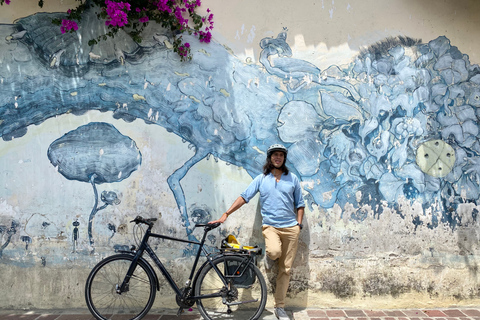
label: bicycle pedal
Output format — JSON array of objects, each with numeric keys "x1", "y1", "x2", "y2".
[{"x1": 176, "y1": 307, "x2": 184, "y2": 316}]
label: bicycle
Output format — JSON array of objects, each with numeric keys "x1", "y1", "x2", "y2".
[{"x1": 85, "y1": 216, "x2": 267, "y2": 320}]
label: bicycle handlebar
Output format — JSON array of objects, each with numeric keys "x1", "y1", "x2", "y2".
[
  {"x1": 196, "y1": 222, "x2": 221, "y2": 231},
  {"x1": 131, "y1": 216, "x2": 158, "y2": 226}
]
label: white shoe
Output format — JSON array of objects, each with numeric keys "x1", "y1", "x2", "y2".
[
  {"x1": 264, "y1": 255, "x2": 276, "y2": 271},
  {"x1": 274, "y1": 307, "x2": 290, "y2": 320}
]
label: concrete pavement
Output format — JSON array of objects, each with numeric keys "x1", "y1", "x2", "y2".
[{"x1": 1, "y1": 308, "x2": 480, "y2": 320}]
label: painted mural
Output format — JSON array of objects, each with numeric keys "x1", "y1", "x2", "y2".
[
  {"x1": 47, "y1": 122, "x2": 141, "y2": 251},
  {"x1": 1, "y1": 4, "x2": 480, "y2": 306}
]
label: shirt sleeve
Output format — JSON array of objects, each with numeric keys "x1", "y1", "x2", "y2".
[
  {"x1": 293, "y1": 174, "x2": 305, "y2": 208},
  {"x1": 240, "y1": 174, "x2": 263, "y2": 203}
]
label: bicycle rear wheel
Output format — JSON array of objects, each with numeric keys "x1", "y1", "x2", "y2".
[
  {"x1": 195, "y1": 255, "x2": 267, "y2": 320},
  {"x1": 85, "y1": 254, "x2": 156, "y2": 320}
]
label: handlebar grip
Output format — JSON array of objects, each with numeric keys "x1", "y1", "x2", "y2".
[
  {"x1": 130, "y1": 216, "x2": 142, "y2": 223},
  {"x1": 130, "y1": 216, "x2": 157, "y2": 225}
]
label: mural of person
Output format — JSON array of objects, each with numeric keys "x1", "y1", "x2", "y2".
[
  {"x1": 209, "y1": 144, "x2": 305, "y2": 320},
  {"x1": 259, "y1": 29, "x2": 360, "y2": 100},
  {"x1": 21, "y1": 235, "x2": 31, "y2": 250},
  {"x1": 72, "y1": 220, "x2": 80, "y2": 253}
]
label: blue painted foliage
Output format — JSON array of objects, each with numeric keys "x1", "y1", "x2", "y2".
[{"x1": 47, "y1": 122, "x2": 142, "y2": 184}]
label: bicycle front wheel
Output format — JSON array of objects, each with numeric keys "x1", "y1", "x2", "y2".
[
  {"x1": 85, "y1": 254, "x2": 156, "y2": 320},
  {"x1": 195, "y1": 255, "x2": 267, "y2": 320}
]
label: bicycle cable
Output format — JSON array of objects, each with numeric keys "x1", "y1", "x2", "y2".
[{"x1": 133, "y1": 223, "x2": 147, "y2": 247}]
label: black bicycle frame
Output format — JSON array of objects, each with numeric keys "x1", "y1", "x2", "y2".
[{"x1": 119, "y1": 223, "x2": 230, "y2": 301}]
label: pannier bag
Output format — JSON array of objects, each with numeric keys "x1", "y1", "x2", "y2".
[
  {"x1": 221, "y1": 234, "x2": 262, "y2": 288},
  {"x1": 225, "y1": 258, "x2": 256, "y2": 288}
]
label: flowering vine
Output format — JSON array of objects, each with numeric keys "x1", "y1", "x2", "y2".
[{"x1": 0, "y1": 0, "x2": 214, "y2": 61}]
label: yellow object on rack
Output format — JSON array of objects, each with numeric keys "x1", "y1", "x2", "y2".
[{"x1": 221, "y1": 234, "x2": 259, "y2": 251}]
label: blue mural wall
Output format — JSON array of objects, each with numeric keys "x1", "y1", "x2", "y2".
[{"x1": 1, "y1": 4, "x2": 480, "y2": 308}]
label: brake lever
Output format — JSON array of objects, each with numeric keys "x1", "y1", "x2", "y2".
[{"x1": 130, "y1": 216, "x2": 143, "y2": 224}]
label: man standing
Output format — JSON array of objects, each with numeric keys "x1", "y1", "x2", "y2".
[{"x1": 210, "y1": 144, "x2": 305, "y2": 320}]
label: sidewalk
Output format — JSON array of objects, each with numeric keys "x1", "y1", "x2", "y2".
[{"x1": 1, "y1": 308, "x2": 480, "y2": 320}]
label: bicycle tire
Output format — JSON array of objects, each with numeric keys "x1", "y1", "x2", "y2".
[
  {"x1": 85, "y1": 254, "x2": 156, "y2": 320},
  {"x1": 195, "y1": 255, "x2": 267, "y2": 320}
]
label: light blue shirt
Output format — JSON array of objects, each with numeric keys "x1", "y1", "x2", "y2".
[{"x1": 241, "y1": 172, "x2": 305, "y2": 228}]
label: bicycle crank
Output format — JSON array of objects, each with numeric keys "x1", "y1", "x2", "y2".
[{"x1": 176, "y1": 287, "x2": 195, "y2": 308}]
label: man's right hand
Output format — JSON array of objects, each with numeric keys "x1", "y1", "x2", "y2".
[
  {"x1": 209, "y1": 196, "x2": 246, "y2": 225},
  {"x1": 209, "y1": 212, "x2": 228, "y2": 224}
]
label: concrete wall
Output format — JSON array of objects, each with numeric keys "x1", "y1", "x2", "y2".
[{"x1": 1, "y1": 0, "x2": 480, "y2": 310}]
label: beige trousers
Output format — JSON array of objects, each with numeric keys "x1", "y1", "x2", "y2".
[{"x1": 262, "y1": 225, "x2": 300, "y2": 308}]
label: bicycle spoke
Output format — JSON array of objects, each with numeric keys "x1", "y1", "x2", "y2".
[
  {"x1": 196, "y1": 256, "x2": 267, "y2": 320},
  {"x1": 85, "y1": 255, "x2": 156, "y2": 320},
  {"x1": 130, "y1": 273, "x2": 151, "y2": 285}
]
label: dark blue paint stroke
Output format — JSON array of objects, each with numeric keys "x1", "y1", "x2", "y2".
[
  {"x1": 21, "y1": 236, "x2": 32, "y2": 250},
  {"x1": 0, "y1": 221, "x2": 19, "y2": 257}
]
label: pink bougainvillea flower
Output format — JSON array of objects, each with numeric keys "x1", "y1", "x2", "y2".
[
  {"x1": 60, "y1": 19, "x2": 79, "y2": 34},
  {"x1": 198, "y1": 30, "x2": 212, "y2": 43},
  {"x1": 174, "y1": 6, "x2": 188, "y2": 28},
  {"x1": 139, "y1": 16, "x2": 149, "y2": 23},
  {"x1": 177, "y1": 43, "x2": 190, "y2": 57},
  {"x1": 105, "y1": 0, "x2": 131, "y2": 27},
  {"x1": 183, "y1": 0, "x2": 201, "y2": 12},
  {"x1": 155, "y1": 0, "x2": 172, "y2": 13},
  {"x1": 5, "y1": 0, "x2": 11, "y2": 4}
]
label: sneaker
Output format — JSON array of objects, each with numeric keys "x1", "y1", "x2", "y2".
[
  {"x1": 264, "y1": 255, "x2": 276, "y2": 271},
  {"x1": 274, "y1": 307, "x2": 290, "y2": 320}
]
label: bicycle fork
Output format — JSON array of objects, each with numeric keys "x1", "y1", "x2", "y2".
[{"x1": 117, "y1": 250, "x2": 145, "y2": 294}]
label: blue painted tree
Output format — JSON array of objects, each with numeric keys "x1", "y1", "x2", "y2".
[{"x1": 47, "y1": 122, "x2": 141, "y2": 252}]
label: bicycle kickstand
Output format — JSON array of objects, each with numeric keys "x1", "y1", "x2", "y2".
[{"x1": 177, "y1": 307, "x2": 184, "y2": 316}]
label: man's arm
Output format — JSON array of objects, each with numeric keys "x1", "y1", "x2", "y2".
[
  {"x1": 297, "y1": 207, "x2": 305, "y2": 225},
  {"x1": 209, "y1": 196, "x2": 247, "y2": 224}
]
